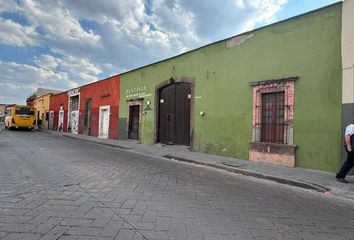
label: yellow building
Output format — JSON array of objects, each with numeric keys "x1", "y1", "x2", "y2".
[{"x1": 33, "y1": 93, "x2": 53, "y2": 129}]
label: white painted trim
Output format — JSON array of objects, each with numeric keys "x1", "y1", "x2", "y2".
[
  {"x1": 127, "y1": 100, "x2": 143, "y2": 141},
  {"x1": 67, "y1": 93, "x2": 80, "y2": 134},
  {"x1": 98, "y1": 105, "x2": 110, "y2": 139},
  {"x1": 342, "y1": 0, "x2": 354, "y2": 104},
  {"x1": 58, "y1": 109, "x2": 64, "y2": 132},
  {"x1": 49, "y1": 111, "x2": 54, "y2": 130},
  {"x1": 67, "y1": 95, "x2": 70, "y2": 133}
]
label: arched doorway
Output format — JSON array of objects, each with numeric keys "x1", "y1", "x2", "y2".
[{"x1": 158, "y1": 82, "x2": 191, "y2": 145}]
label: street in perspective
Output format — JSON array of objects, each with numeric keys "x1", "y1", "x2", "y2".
[
  {"x1": 1, "y1": 0, "x2": 354, "y2": 240},
  {"x1": 1, "y1": 125, "x2": 354, "y2": 240}
]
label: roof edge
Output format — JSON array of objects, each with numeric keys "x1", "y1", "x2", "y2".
[{"x1": 119, "y1": 1, "x2": 342, "y2": 76}]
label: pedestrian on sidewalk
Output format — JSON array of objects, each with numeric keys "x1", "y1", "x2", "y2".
[
  {"x1": 37, "y1": 118, "x2": 42, "y2": 129},
  {"x1": 336, "y1": 119, "x2": 354, "y2": 183}
]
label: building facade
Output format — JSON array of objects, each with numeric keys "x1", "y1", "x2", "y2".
[
  {"x1": 49, "y1": 76, "x2": 120, "y2": 139},
  {"x1": 34, "y1": 93, "x2": 53, "y2": 129},
  {"x1": 26, "y1": 95, "x2": 36, "y2": 107},
  {"x1": 0, "y1": 104, "x2": 6, "y2": 114},
  {"x1": 118, "y1": 3, "x2": 343, "y2": 172},
  {"x1": 78, "y1": 75, "x2": 120, "y2": 139},
  {"x1": 342, "y1": 0, "x2": 354, "y2": 156},
  {"x1": 49, "y1": 91, "x2": 68, "y2": 132},
  {"x1": 0, "y1": 104, "x2": 6, "y2": 121},
  {"x1": 67, "y1": 87, "x2": 80, "y2": 134}
]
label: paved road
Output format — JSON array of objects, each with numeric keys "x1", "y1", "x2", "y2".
[{"x1": 0, "y1": 129, "x2": 354, "y2": 240}]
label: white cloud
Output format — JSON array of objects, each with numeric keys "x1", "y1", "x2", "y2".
[
  {"x1": 149, "y1": 0, "x2": 198, "y2": 42},
  {"x1": 62, "y1": 0, "x2": 146, "y2": 24},
  {"x1": 0, "y1": 60, "x2": 75, "y2": 104},
  {"x1": 0, "y1": 0, "x2": 288, "y2": 104},
  {"x1": 33, "y1": 55, "x2": 60, "y2": 70},
  {"x1": 0, "y1": 60, "x2": 73, "y2": 88},
  {"x1": 0, "y1": 0, "x2": 21, "y2": 12},
  {"x1": 56, "y1": 55, "x2": 101, "y2": 83},
  {"x1": 0, "y1": 83, "x2": 36, "y2": 105},
  {"x1": 32, "y1": 54, "x2": 102, "y2": 83},
  {"x1": 241, "y1": 0, "x2": 288, "y2": 30},
  {"x1": 18, "y1": 0, "x2": 102, "y2": 57},
  {"x1": 0, "y1": 18, "x2": 40, "y2": 47},
  {"x1": 0, "y1": 56, "x2": 102, "y2": 104}
]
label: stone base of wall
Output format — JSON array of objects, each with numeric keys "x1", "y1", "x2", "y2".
[{"x1": 249, "y1": 142, "x2": 297, "y2": 167}]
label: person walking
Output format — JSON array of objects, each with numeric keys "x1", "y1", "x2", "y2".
[
  {"x1": 336, "y1": 119, "x2": 354, "y2": 183},
  {"x1": 37, "y1": 118, "x2": 42, "y2": 129}
]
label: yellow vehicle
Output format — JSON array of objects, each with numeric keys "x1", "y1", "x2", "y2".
[{"x1": 5, "y1": 105, "x2": 37, "y2": 130}]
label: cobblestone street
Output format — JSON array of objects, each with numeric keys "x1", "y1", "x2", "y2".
[{"x1": 1, "y1": 129, "x2": 354, "y2": 240}]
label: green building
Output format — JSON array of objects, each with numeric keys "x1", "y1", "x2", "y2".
[{"x1": 118, "y1": 3, "x2": 343, "y2": 173}]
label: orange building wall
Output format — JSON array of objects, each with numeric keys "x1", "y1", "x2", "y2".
[
  {"x1": 49, "y1": 92, "x2": 68, "y2": 131},
  {"x1": 78, "y1": 75, "x2": 120, "y2": 139}
]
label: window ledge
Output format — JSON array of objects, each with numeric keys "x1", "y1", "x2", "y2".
[{"x1": 249, "y1": 142, "x2": 297, "y2": 155}]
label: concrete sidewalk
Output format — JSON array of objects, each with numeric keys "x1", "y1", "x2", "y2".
[{"x1": 41, "y1": 130, "x2": 354, "y2": 201}]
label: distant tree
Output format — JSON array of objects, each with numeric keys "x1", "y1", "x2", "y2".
[{"x1": 26, "y1": 93, "x2": 37, "y2": 106}]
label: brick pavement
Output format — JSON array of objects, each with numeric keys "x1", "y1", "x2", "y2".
[
  {"x1": 44, "y1": 129, "x2": 354, "y2": 200},
  {"x1": 0, "y1": 130, "x2": 354, "y2": 239}
]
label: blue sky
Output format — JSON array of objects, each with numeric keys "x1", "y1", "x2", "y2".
[{"x1": 0, "y1": 0, "x2": 340, "y2": 104}]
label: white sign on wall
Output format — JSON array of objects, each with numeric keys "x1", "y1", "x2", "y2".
[
  {"x1": 68, "y1": 88, "x2": 80, "y2": 96},
  {"x1": 125, "y1": 86, "x2": 152, "y2": 98}
]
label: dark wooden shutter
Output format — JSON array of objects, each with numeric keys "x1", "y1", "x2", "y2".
[
  {"x1": 261, "y1": 92, "x2": 285, "y2": 144},
  {"x1": 175, "y1": 83, "x2": 191, "y2": 145},
  {"x1": 158, "y1": 82, "x2": 191, "y2": 145},
  {"x1": 158, "y1": 84, "x2": 175, "y2": 144}
]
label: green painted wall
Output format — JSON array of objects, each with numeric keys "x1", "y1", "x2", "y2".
[{"x1": 119, "y1": 4, "x2": 342, "y2": 172}]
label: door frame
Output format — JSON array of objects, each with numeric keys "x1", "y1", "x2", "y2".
[
  {"x1": 67, "y1": 91, "x2": 80, "y2": 134},
  {"x1": 98, "y1": 105, "x2": 110, "y2": 139},
  {"x1": 49, "y1": 111, "x2": 54, "y2": 130},
  {"x1": 83, "y1": 98, "x2": 92, "y2": 135},
  {"x1": 154, "y1": 77, "x2": 195, "y2": 146},
  {"x1": 58, "y1": 108, "x2": 64, "y2": 132},
  {"x1": 127, "y1": 100, "x2": 143, "y2": 141}
]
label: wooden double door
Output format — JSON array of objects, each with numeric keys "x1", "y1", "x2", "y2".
[{"x1": 158, "y1": 82, "x2": 191, "y2": 145}]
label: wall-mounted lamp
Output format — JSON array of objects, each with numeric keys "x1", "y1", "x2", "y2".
[
  {"x1": 200, "y1": 111, "x2": 205, "y2": 117},
  {"x1": 144, "y1": 99, "x2": 152, "y2": 111}
]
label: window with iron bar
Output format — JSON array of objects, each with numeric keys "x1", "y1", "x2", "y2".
[
  {"x1": 250, "y1": 77, "x2": 297, "y2": 146},
  {"x1": 70, "y1": 95, "x2": 79, "y2": 111},
  {"x1": 261, "y1": 91, "x2": 285, "y2": 144}
]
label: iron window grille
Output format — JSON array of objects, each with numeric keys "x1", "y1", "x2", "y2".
[
  {"x1": 70, "y1": 96, "x2": 79, "y2": 111},
  {"x1": 251, "y1": 77, "x2": 297, "y2": 145},
  {"x1": 260, "y1": 91, "x2": 285, "y2": 144}
]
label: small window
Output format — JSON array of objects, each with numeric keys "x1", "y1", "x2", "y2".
[{"x1": 70, "y1": 95, "x2": 79, "y2": 111}]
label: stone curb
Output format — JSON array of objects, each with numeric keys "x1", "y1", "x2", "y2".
[
  {"x1": 163, "y1": 155, "x2": 330, "y2": 193},
  {"x1": 62, "y1": 134, "x2": 133, "y2": 150}
]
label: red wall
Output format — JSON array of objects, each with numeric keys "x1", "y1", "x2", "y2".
[
  {"x1": 78, "y1": 75, "x2": 120, "y2": 139},
  {"x1": 49, "y1": 92, "x2": 68, "y2": 131}
]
